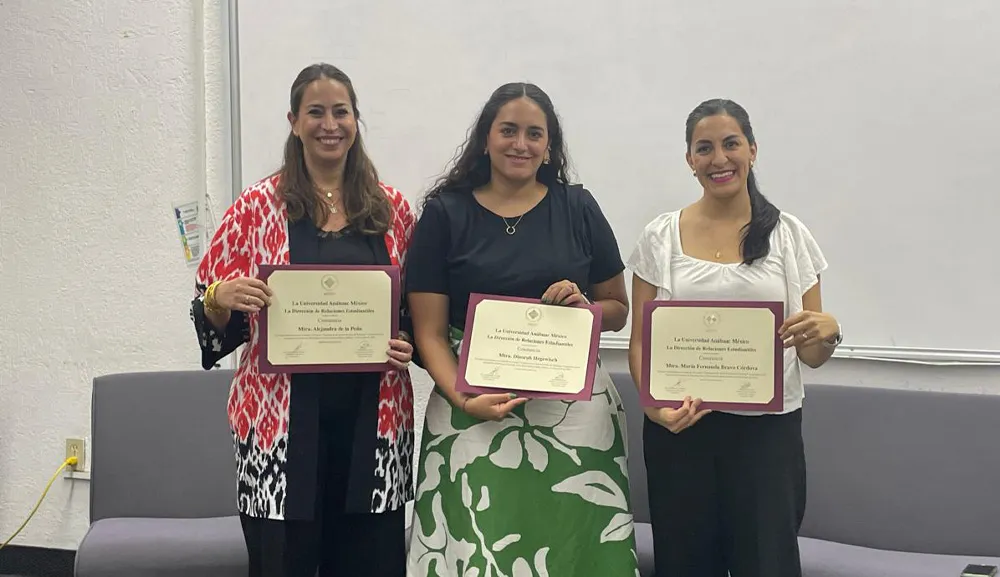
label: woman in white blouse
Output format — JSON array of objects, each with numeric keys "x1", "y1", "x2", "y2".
[{"x1": 626, "y1": 98, "x2": 843, "y2": 577}]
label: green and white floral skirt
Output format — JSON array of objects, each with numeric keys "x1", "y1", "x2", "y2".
[{"x1": 405, "y1": 328, "x2": 639, "y2": 577}]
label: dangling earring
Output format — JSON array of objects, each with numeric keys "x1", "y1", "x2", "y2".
[
  {"x1": 543, "y1": 153, "x2": 551, "y2": 164},
  {"x1": 692, "y1": 171, "x2": 697, "y2": 177}
]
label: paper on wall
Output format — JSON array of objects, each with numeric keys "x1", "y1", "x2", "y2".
[{"x1": 173, "y1": 200, "x2": 204, "y2": 266}]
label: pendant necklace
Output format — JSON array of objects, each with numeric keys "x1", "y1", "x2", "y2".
[
  {"x1": 502, "y1": 214, "x2": 524, "y2": 235},
  {"x1": 318, "y1": 187, "x2": 340, "y2": 214}
]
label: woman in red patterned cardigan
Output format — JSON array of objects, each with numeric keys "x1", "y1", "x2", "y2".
[{"x1": 190, "y1": 63, "x2": 416, "y2": 577}]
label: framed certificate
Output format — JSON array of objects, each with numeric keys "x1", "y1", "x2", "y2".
[
  {"x1": 455, "y1": 293, "x2": 603, "y2": 400},
  {"x1": 640, "y1": 300, "x2": 784, "y2": 411},
  {"x1": 257, "y1": 264, "x2": 400, "y2": 373}
]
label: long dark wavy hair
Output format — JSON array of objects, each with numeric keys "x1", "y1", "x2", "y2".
[
  {"x1": 685, "y1": 99, "x2": 780, "y2": 265},
  {"x1": 422, "y1": 82, "x2": 572, "y2": 207},
  {"x1": 275, "y1": 63, "x2": 390, "y2": 234}
]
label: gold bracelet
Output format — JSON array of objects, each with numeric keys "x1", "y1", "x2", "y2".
[{"x1": 204, "y1": 281, "x2": 225, "y2": 314}]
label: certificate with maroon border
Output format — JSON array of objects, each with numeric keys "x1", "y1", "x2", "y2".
[
  {"x1": 641, "y1": 300, "x2": 784, "y2": 412},
  {"x1": 455, "y1": 293, "x2": 603, "y2": 400},
  {"x1": 257, "y1": 264, "x2": 399, "y2": 373}
]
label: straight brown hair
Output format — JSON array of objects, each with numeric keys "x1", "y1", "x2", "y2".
[{"x1": 275, "y1": 63, "x2": 390, "y2": 235}]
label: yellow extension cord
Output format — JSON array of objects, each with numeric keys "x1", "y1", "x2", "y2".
[{"x1": 0, "y1": 456, "x2": 78, "y2": 551}]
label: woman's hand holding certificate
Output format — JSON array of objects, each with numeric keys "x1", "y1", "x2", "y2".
[
  {"x1": 779, "y1": 310, "x2": 840, "y2": 349},
  {"x1": 460, "y1": 392, "x2": 529, "y2": 422},
  {"x1": 540, "y1": 279, "x2": 589, "y2": 306},
  {"x1": 257, "y1": 264, "x2": 401, "y2": 373},
  {"x1": 643, "y1": 396, "x2": 712, "y2": 434},
  {"x1": 386, "y1": 337, "x2": 413, "y2": 370},
  {"x1": 211, "y1": 276, "x2": 274, "y2": 313}
]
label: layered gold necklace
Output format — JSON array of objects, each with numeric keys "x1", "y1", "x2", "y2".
[{"x1": 317, "y1": 187, "x2": 341, "y2": 214}]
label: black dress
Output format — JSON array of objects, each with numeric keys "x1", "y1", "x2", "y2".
[{"x1": 240, "y1": 218, "x2": 405, "y2": 577}]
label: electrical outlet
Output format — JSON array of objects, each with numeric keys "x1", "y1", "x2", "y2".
[{"x1": 65, "y1": 438, "x2": 86, "y2": 471}]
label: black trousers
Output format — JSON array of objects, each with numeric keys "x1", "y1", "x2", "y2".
[
  {"x1": 643, "y1": 409, "x2": 806, "y2": 577},
  {"x1": 239, "y1": 381, "x2": 406, "y2": 577}
]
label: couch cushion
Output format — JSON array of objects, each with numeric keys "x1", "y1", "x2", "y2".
[
  {"x1": 91, "y1": 370, "x2": 238, "y2": 521},
  {"x1": 799, "y1": 536, "x2": 1000, "y2": 577},
  {"x1": 799, "y1": 384, "x2": 1000, "y2": 554},
  {"x1": 75, "y1": 516, "x2": 247, "y2": 577}
]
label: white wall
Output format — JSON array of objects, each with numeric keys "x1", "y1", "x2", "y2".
[
  {"x1": 0, "y1": 0, "x2": 230, "y2": 549},
  {"x1": 0, "y1": 0, "x2": 996, "y2": 554},
  {"x1": 234, "y1": 0, "x2": 1000, "y2": 354}
]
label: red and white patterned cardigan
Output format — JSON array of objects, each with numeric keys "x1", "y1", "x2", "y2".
[{"x1": 191, "y1": 174, "x2": 415, "y2": 519}]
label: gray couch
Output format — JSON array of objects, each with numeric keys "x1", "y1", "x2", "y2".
[
  {"x1": 75, "y1": 370, "x2": 247, "y2": 577},
  {"x1": 75, "y1": 369, "x2": 1000, "y2": 577},
  {"x1": 610, "y1": 370, "x2": 1000, "y2": 577}
]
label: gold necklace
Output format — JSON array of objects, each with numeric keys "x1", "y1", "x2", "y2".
[{"x1": 317, "y1": 187, "x2": 341, "y2": 214}]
